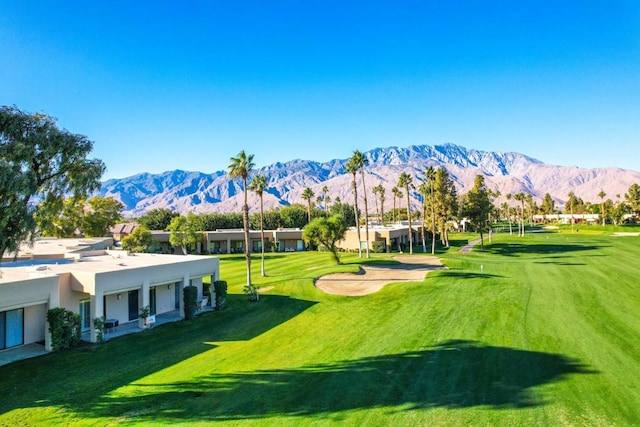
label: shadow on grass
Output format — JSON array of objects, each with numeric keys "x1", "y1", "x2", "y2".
[
  {"x1": 484, "y1": 243, "x2": 607, "y2": 257},
  {"x1": 0, "y1": 294, "x2": 317, "y2": 416},
  {"x1": 434, "y1": 271, "x2": 504, "y2": 279},
  {"x1": 78, "y1": 340, "x2": 596, "y2": 422}
]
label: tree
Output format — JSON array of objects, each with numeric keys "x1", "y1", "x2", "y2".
[
  {"x1": 35, "y1": 197, "x2": 85, "y2": 238},
  {"x1": 391, "y1": 186, "x2": 402, "y2": 223},
  {"x1": 82, "y1": 196, "x2": 124, "y2": 237},
  {"x1": 462, "y1": 175, "x2": 492, "y2": 249},
  {"x1": 302, "y1": 215, "x2": 347, "y2": 264},
  {"x1": 122, "y1": 225, "x2": 157, "y2": 253},
  {"x1": 0, "y1": 106, "x2": 105, "y2": 259},
  {"x1": 418, "y1": 181, "x2": 428, "y2": 253},
  {"x1": 397, "y1": 172, "x2": 414, "y2": 254},
  {"x1": 598, "y1": 190, "x2": 606, "y2": 226},
  {"x1": 138, "y1": 208, "x2": 179, "y2": 230},
  {"x1": 425, "y1": 166, "x2": 437, "y2": 254},
  {"x1": 167, "y1": 213, "x2": 201, "y2": 254},
  {"x1": 625, "y1": 183, "x2": 640, "y2": 217},
  {"x1": 228, "y1": 150, "x2": 255, "y2": 291},
  {"x1": 351, "y1": 150, "x2": 370, "y2": 258},
  {"x1": 566, "y1": 191, "x2": 577, "y2": 233},
  {"x1": 301, "y1": 187, "x2": 315, "y2": 224},
  {"x1": 540, "y1": 193, "x2": 555, "y2": 216},
  {"x1": 248, "y1": 174, "x2": 268, "y2": 277},
  {"x1": 322, "y1": 185, "x2": 329, "y2": 215},
  {"x1": 373, "y1": 184, "x2": 386, "y2": 225},
  {"x1": 346, "y1": 158, "x2": 362, "y2": 257},
  {"x1": 432, "y1": 167, "x2": 458, "y2": 248},
  {"x1": 505, "y1": 193, "x2": 513, "y2": 235},
  {"x1": 329, "y1": 202, "x2": 357, "y2": 227},
  {"x1": 514, "y1": 192, "x2": 526, "y2": 237}
]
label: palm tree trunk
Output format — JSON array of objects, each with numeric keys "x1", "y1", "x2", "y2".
[
  {"x1": 406, "y1": 189, "x2": 413, "y2": 254},
  {"x1": 352, "y1": 175, "x2": 362, "y2": 258},
  {"x1": 260, "y1": 194, "x2": 265, "y2": 277},
  {"x1": 242, "y1": 179, "x2": 252, "y2": 293},
  {"x1": 360, "y1": 170, "x2": 370, "y2": 258}
]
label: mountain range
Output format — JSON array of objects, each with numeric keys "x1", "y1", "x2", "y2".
[{"x1": 99, "y1": 143, "x2": 640, "y2": 218}]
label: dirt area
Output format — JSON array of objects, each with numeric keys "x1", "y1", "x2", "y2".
[
  {"x1": 314, "y1": 255, "x2": 445, "y2": 296},
  {"x1": 612, "y1": 232, "x2": 640, "y2": 237}
]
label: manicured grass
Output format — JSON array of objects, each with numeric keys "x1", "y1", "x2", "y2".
[{"x1": 1, "y1": 231, "x2": 639, "y2": 425}]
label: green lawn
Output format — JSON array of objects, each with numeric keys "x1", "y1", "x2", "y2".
[{"x1": 1, "y1": 229, "x2": 639, "y2": 425}]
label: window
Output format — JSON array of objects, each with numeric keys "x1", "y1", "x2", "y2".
[
  {"x1": 79, "y1": 300, "x2": 91, "y2": 333},
  {"x1": 0, "y1": 308, "x2": 24, "y2": 349}
]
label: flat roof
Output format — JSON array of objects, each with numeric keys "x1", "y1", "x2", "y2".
[
  {"x1": 0, "y1": 252, "x2": 217, "y2": 284},
  {"x1": 10, "y1": 237, "x2": 114, "y2": 259}
]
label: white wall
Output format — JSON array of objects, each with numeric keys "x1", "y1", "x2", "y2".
[{"x1": 24, "y1": 304, "x2": 46, "y2": 344}]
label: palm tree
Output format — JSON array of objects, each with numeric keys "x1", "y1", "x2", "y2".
[
  {"x1": 392, "y1": 186, "x2": 402, "y2": 223},
  {"x1": 322, "y1": 185, "x2": 329, "y2": 215},
  {"x1": 227, "y1": 150, "x2": 255, "y2": 293},
  {"x1": 351, "y1": 150, "x2": 370, "y2": 258},
  {"x1": 567, "y1": 191, "x2": 576, "y2": 233},
  {"x1": 373, "y1": 184, "x2": 386, "y2": 224},
  {"x1": 506, "y1": 193, "x2": 513, "y2": 235},
  {"x1": 514, "y1": 192, "x2": 526, "y2": 237},
  {"x1": 425, "y1": 166, "x2": 437, "y2": 254},
  {"x1": 598, "y1": 190, "x2": 606, "y2": 226},
  {"x1": 301, "y1": 187, "x2": 315, "y2": 224},
  {"x1": 346, "y1": 158, "x2": 362, "y2": 257},
  {"x1": 248, "y1": 174, "x2": 267, "y2": 277},
  {"x1": 398, "y1": 172, "x2": 414, "y2": 254}
]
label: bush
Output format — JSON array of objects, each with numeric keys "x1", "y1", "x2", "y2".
[
  {"x1": 93, "y1": 316, "x2": 105, "y2": 343},
  {"x1": 243, "y1": 284, "x2": 260, "y2": 302},
  {"x1": 183, "y1": 286, "x2": 198, "y2": 320},
  {"x1": 372, "y1": 241, "x2": 386, "y2": 253},
  {"x1": 213, "y1": 280, "x2": 228, "y2": 310},
  {"x1": 47, "y1": 308, "x2": 81, "y2": 351}
]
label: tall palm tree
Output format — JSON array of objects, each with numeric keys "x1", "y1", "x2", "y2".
[
  {"x1": 373, "y1": 184, "x2": 385, "y2": 224},
  {"x1": 505, "y1": 193, "x2": 513, "y2": 235},
  {"x1": 514, "y1": 192, "x2": 525, "y2": 237},
  {"x1": 425, "y1": 166, "x2": 437, "y2": 254},
  {"x1": 346, "y1": 158, "x2": 362, "y2": 258},
  {"x1": 248, "y1": 174, "x2": 267, "y2": 277},
  {"x1": 598, "y1": 190, "x2": 606, "y2": 226},
  {"x1": 322, "y1": 185, "x2": 329, "y2": 215},
  {"x1": 301, "y1": 187, "x2": 315, "y2": 224},
  {"x1": 227, "y1": 150, "x2": 255, "y2": 292},
  {"x1": 418, "y1": 181, "x2": 428, "y2": 253},
  {"x1": 392, "y1": 186, "x2": 402, "y2": 223},
  {"x1": 398, "y1": 172, "x2": 414, "y2": 254},
  {"x1": 567, "y1": 191, "x2": 576, "y2": 233},
  {"x1": 351, "y1": 150, "x2": 370, "y2": 258}
]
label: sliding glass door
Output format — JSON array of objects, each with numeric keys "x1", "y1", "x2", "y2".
[{"x1": 0, "y1": 308, "x2": 24, "y2": 349}]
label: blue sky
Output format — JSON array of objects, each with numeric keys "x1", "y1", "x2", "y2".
[{"x1": 2, "y1": 1, "x2": 639, "y2": 179}]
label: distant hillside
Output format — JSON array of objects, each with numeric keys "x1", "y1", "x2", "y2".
[{"x1": 99, "y1": 143, "x2": 640, "y2": 217}]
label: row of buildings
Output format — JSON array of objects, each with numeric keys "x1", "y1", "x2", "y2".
[{"x1": 0, "y1": 223, "x2": 421, "y2": 365}]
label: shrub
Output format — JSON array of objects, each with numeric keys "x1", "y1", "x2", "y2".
[
  {"x1": 47, "y1": 308, "x2": 81, "y2": 351},
  {"x1": 372, "y1": 241, "x2": 386, "y2": 253},
  {"x1": 93, "y1": 316, "x2": 105, "y2": 343},
  {"x1": 213, "y1": 280, "x2": 228, "y2": 310},
  {"x1": 183, "y1": 286, "x2": 198, "y2": 320},
  {"x1": 243, "y1": 284, "x2": 260, "y2": 302}
]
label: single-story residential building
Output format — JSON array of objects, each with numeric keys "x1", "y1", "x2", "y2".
[
  {"x1": 337, "y1": 223, "x2": 423, "y2": 252},
  {"x1": 533, "y1": 214, "x2": 601, "y2": 224},
  {"x1": 0, "y1": 244, "x2": 219, "y2": 358}
]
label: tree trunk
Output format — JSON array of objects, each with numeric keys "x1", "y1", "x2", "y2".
[
  {"x1": 260, "y1": 194, "x2": 265, "y2": 277},
  {"x1": 352, "y1": 175, "x2": 362, "y2": 258},
  {"x1": 406, "y1": 189, "x2": 413, "y2": 254},
  {"x1": 242, "y1": 181, "x2": 252, "y2": 292},
  {"x1": 360, "y1": 169, "x2": 370, "y2": 258}
]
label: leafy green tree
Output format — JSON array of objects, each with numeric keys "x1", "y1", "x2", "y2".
[
  {"x1": 138, "y1": 208, "x2": 179, "y2": 230},
  {"x1": 397, "y1": 172, "x2": 414, "y2": 254},
  {"x1": 228, "y1": 150, "x2": 255, "y2": 290},
  {"x1": 278, "y1": 205, "x2": 308, "y2": 228},
  {"x1": 540, "y1": 193, "x2": 555, "y2": 215},
  {"x1": 249, "y1": 174, "x2": 268, "y2": 277},
  {"x1": 346, "y1": 158, "x2": 362, "y2": 257},
  {"x1": 0, "y1": 106, "x2": 105, "y2": 259},
  {"x1": 167, "y1": 213, "x2": 201, "y2": 255},
  {"x1": 462, "y1": 175, "x2": 492, "y2": 249},
  {"x1": 505, "y1": 193, "x2": 513, "y2": 235},
  {"x1": 329, "y1": 202, "x2": 357, "y2": 227},
  {"x1": 301, "y1": 187, "x2": 315, "y2": 224},
  {"x1": 35, "y1": 197, "x2": 85, "y2": 238},
  {"x1": 122, "y1": 225, "x2": 158, "y2": 253},
  {"x1": 82, "y1": 196, "x2": 124, "y2": 237},
  {"x1": 351, "y1": 150, "x2": 370, "y2": 258},
  {"x1": 432, "y1": 167, "x2": 457, "y2": 248},
  {"x1": 625, "y1": 183, "x2": 640, "y2": 217},
  {"x1": 302, "y1": 215, "x2": 347, "y2": 264},
  {"x1": 200, "y1": 212, "x2": 243, "y2": 230},
  {"x1": 425, "y1": 166, "x2": 437, "y2": 254}
]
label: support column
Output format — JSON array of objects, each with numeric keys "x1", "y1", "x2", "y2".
[
  {"x1": 210, "y1": 274, "x2": 216, "y2": 309},
  {"x1": 180, "y1": 274, "x2": 189, "y2": 318},
  {"x1": 89, "y1": 289, "x2": 104, "y2": 344},
  {"x1": 139, "y1": 280, "x2": 150, "y2": 329},
  {"x1": 227, "y1": 238, "x2": 231, "y2": 254}
]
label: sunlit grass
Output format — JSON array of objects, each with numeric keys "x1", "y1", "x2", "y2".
[{"x1": 1, "y1": 229, "x2": 639, "y2": 425}]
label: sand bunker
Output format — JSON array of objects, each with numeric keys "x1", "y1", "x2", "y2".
[
  {"x1": 315, "y1": 255, "x2": 444, "y2": 296},
  {"x1": 612, "y1": 232, "x2": 640, "y2": 237}
]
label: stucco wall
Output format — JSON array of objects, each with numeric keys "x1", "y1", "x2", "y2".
[{"x1": 24, "y1": 304, "x2": 46, "y2": 344}]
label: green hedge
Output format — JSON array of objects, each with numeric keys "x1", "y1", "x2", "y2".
[
  {"x1": 47, "y1": 308, "x2": 81, "y2": 351},
  {"x1": 183, "y1": 286, "x2": 198, "y2": 320},
  {"x1": 213, "y1": 280, "x2": 228, "y2": 310}
]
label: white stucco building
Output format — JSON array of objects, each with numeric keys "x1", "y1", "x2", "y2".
[{"x1": 0, "y1": 240, "x2": 219, "y2": 357}]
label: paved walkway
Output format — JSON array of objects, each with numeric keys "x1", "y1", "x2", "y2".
[
  {"x1": 315, "y1": 255, "x2": 444, "y2": 296},
  {"x1": 460, "y1": 237, "x2": 484, "y2": 254}
]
